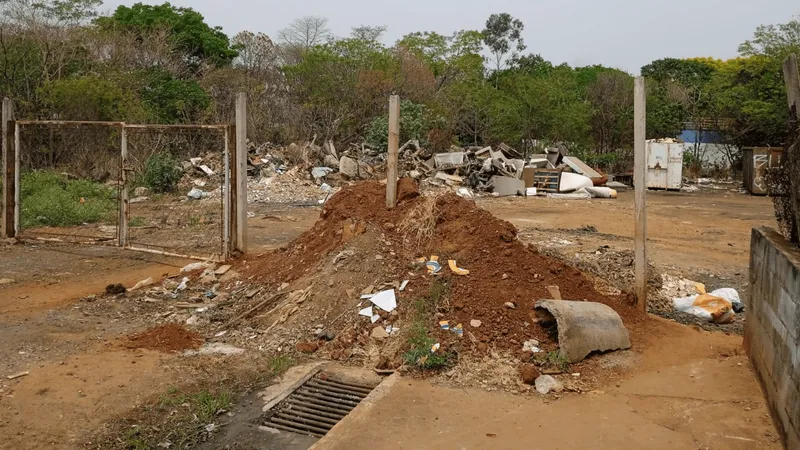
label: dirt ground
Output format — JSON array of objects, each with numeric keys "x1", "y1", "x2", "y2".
[
  {"x1": 315, "y1": 318, "x2": 780, "y2": 450},
  {"x1": 0, "y1": 185, "x2": 783, "y2": 449}
]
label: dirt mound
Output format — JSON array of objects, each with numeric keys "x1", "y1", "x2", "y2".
[
  {"x1": 124, "y1": 323, "x2": 204, "y2": 353},
  {"x1": 239, "y1": 179, "x2": 641, "y2": 357}
]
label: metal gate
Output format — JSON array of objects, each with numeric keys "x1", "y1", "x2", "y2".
[{"x1": 6, "y1": 119, "x2": 236, "y2": 261}]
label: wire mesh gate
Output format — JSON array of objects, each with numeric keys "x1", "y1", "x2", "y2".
[{"x1": 10, "y1": 120, "x2": 235, "y2": 261}]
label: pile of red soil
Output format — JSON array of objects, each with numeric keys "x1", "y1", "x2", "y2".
[
  {"x1": 241, "y1": 180, "x2": 642, "y2": 351},
  {"x1": 124, "y1": 323, "x2": 204, "y2": 353}
]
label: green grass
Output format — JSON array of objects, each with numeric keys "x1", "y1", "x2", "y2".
[
  {"x1": 20, "y1": 171, "x2": 117, "y2": 229},
  {"x1": 128, "y1": 216, "x2": 145, "y2": 227},
  {"x1": 402, "y1": 280, "x2": 453, "y2": 370},
  {"x1": 268, "y1": 355, "x2": 296, "y2": 374},
  {"x1": 546, "y1": 350, "x2": 570, "y2": 372},
  {"x1": 158, "y1": 387, "x2": 231, "y2": 423}
]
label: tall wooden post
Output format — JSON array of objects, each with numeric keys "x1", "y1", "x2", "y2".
[
  {"x1": 235, "y1": 93, "x2": 248, "y2": 253},
  {"x1": 386, "y1": 95, "x2": 400, "y2": 208},
  {"x1": 634, "y1": 77, "x2": 648, "y2": 313},
  {"x1": 2, "y1": 98, "x2": 15, "y2": 238}
]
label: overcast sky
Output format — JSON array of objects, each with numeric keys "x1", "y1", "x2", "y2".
[{"x1": 101, "y1": 0, "x2": 797, "y2": 74}]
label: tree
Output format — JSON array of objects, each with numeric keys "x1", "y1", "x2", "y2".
[
  {"x1": 32, "y1": 0, "x2": 102, "y2": 23},
  {"x1": 739, "y1": 16, "x2": 800, "y2": 60},
  {"x1": 96, "y1": 3, "x2": 238, "y2": 69},
  {"x1": 351, "y1": 25, "x2": 386, "y2": 42},
  {"x1": 232, "y1": 31, "x2": 279, "y2": 76},
  {"x1": 482, "y1": 13, "x2": 525, "y2": 72},
  {"x1": 587, "y1": 71, "x2": 634, "y2": 152},
  {"x1": 278, "y1": 16, "x2": 331, "y2": 49}
]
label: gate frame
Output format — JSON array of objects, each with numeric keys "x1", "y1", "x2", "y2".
[{"x1": 0, "y1": 96, "x2": 249, "y2": 261}]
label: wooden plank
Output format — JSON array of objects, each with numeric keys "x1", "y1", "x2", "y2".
[
  {"x1": 235, "y1": 93, "x2": 248, "y2": 253},
  {"x1": 386, "y1": 95, "x2": 400, "y2": 208},
  {"x1": 634, "y1": 77, "x2": 648, "y2": 313},
  {"x1": 2, "y1": 98, "x2": 14, "y2": 238}
]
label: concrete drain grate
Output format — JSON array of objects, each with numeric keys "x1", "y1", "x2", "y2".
[{"x1": 264, "y1": 374, "x2": 377, "y2": 438}]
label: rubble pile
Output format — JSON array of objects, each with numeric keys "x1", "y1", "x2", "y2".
[
  {"x1": 110, "y1": 179, "x2": 642, "y2": 390},
  {"x1": 239, "y1": 139, "x2": 614, "y2": 204},
  {"x1": 230, "y1": 180, "x2": 640, "y2": 364}
]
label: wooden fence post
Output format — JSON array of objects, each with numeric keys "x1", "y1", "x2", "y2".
[
  {"x1": 634, "y1": 77, "x2": 648, "y2": 313},
  {"x1": 386, "y1": 95, "x2": 400, "y2": 208},
  {"x1": 235, "y1": 93, "x2": 248, "y2": 253},
  {"x1": 2, "y1": 98, "x2": 15, "y2": 238}
]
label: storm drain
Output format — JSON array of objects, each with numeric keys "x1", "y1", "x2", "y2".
[{"x1": 264, "y1": 374, "x2": 377, "y2": 438}]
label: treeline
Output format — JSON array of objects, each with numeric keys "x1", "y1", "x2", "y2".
[{"x1": 1, "y1": 1, "x2": 798, "y2": 165}]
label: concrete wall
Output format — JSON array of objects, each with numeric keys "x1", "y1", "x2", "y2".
[{"x1": 747, "y1": 227, "x2": 800, "y2": 449}]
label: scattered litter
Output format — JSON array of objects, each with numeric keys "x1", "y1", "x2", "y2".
[
  {"x1": 187, "y1": 188, "x2": 208, "y2": 199},
  {"x1": 451, "y1": 323, "x2": 463, "y2": 337},
  {"x1": 426, "y1": 261, "x2": 442, "y2": 275},
  {"x1": 214, "y1": 265, "x2": 232, "y2": 275},
  {"x1": 370, "y1": 315, "x2": 381, "y2": 324},
  {"x1": 535, "y1": 375, "x2": 563, "y2": 395},
  {"x1": 526, "y1": 187, "x2": 538, "y2": 196},
  {"x1": 6, "y1": 371, "x2": 29, "y2": 380},
  {"x1": 311, "y1": 167, "x2": 334, "y2": 179},
  {"x1": 360, "y1": 293, "x2": 376, "y2": 299},
  {"x1": 456, "y1": 187, "x2": 474, "y2": 199},
  {"x1": 129, "y1": 277, "x2": 154, "y2": 291},
  {"x1": 370, "y1": 326, "x2": 389, "y2": 339},
  {"x1": 430, "y1": 343, "x2": 441, "y2": 353},
  {"x1": 181, "y1": 262, "x2": 211, "y2": 273},
  {"x1": 470, "y1": 319, "x2": 482, "y2": 328},
  {"x1": 185, "y1": 343, "x2": 244, "y2": 356},
  {"x1": 673, "y1": 287, "x2": 742, "y2": 323},
  {"x1": 199, "y1": 165, "x2": 214, "y2": 176},
  {"x1": 214, "y1": 331, "x2": 228, "y2": 338},
  {"x1": 172, "y1": 277, "x2": 190, "y2": 298},
  {"x1": 448, "y1": 260, "x2": 470, "y2": 276},
  {"x1": 333, "y1": 249, "x2": 356, "y2": 264},
  {"x1": 399, "y1": 280, "x2": 409, "y2": 291},
  {"x1": 369, "y1": 289, "x2": 397, "y2": 312},
  {"x1": 546, "y1": 285, "x2": 562, "y2": 300},
  {"x1": 523, "y1": 339, "x2": 542, "y2": 353},
  {"x1": 320, "y1": 183, "x2": 333, "y2": 193},
  {"x1": 358, "y1": 306, "x2": 373, "y2": 317},
  {"x1": 439, "y1": 321, "x2": 450, "y2": 331}
]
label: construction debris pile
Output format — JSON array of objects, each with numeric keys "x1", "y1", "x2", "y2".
[{"x1": 176, "y1": 139, "x2": 622, "y2": 205}]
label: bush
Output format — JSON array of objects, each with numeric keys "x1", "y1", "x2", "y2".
[
  {"x1": 20, "y1": 171, "x2": 117, "y2": 228},
  {"x1": 142, "y1": 153, "x2": 183, "y2": 193}
]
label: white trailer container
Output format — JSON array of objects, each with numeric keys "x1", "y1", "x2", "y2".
[{"x1": 646, "y1": 141, "x2": 684, "y2": 190}]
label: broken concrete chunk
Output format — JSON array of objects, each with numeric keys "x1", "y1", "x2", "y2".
[
  {"x1": 534, "y1": 300, "x2": 631, "y2": 363},
  {"x1": 339, "y1": 156, "x2": 360, "y2": 178}
]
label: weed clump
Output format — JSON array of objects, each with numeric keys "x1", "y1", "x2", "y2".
[{"x1": 20, "y1": 171, "x2": 116, "y2": 228}]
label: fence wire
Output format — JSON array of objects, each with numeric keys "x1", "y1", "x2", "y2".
[
  {"x1": 124, "y1": 126, "x2": 227, "y2": 259},
  {"x1": 17, "y1": 123, "x2": 121, "y2": 243}
]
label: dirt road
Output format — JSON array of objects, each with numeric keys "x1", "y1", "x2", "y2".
[{"x1": 482, "y1": 187, "x2": 775, "y2": 272}]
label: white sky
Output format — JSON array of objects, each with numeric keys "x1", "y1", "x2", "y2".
[{"x1": 100, "y1": 0, "x2": 798, "y2": 74}]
